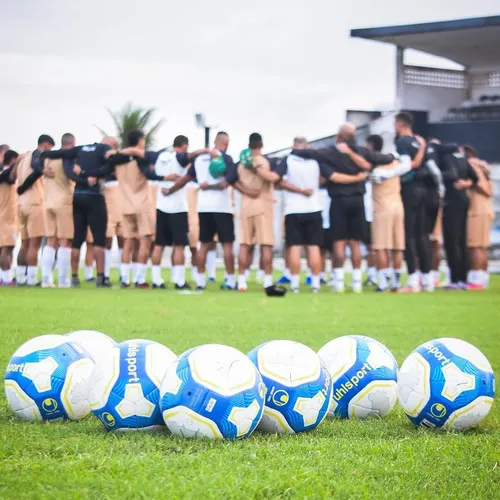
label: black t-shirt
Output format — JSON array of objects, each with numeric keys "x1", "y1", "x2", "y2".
[
  {"x1": 396, "y1": 136, "x2": 421, "y2": 185},
  {"x1": 441, "y1": 151, "x2": 478, "y2": 204}
]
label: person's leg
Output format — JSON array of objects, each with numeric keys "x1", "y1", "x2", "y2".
[
  {"x1": 136, "y1": 235, "x2": 152, "y2": 286},
  {"x1": 442, "y1": 204, "x2": 460, "y2": 285},
  {"x1": 238, "y1": 244, "x2": 250, "y2": 290},
  {"x1": 196, "y1": 243, "x2": 209, "y2": 288},
  {"x1": 84, "y1": 242, "x2": 95, "y2": 281},
  {"x1": 41, "y1": 235, "x2": 57, "y2": 287},
  {"x1": 216, "y1": 213, "x2": 235, "y2": 289},
  {"x1": 206, "y1": 241, "x2": 217, "y2": 282},
  {"x1": 172, "y1": 245, "x2": 186, "y2": 287},
  {"x1": 222, "y1": 243, "x2": 235, "y2": 287},
  {"x1": 350, "y1": 240, "x2": 362, "y2": 292},
  {"x1": 260, "y1": 245, "x2": 273, "y2": 289},
  {"x1": 26, "y1": 237, "x2": 42, "y2": 285},
  {"x1": 131, "y1": 238, "x2": 140, "y2": 284},
  {"x1": 87, "y1": 195, "x2": 107, "y2": 286},
  {"x1": 151, "y1": 245, "x2": 165, "y2": 286},
  {"x1": 288, "y1": 245, "x2": 302, "y2": 292},
  {"x1": 401, "y1": 189, "x2": 419, "y2": 290},
  {"x1": 16, "y1": 240, "x2": 28, "y2": 285},
  {"x1": 306, "y1": 245, "x2": 321, "y2": 291},
  {"x1": 458, "y1": 202, "x2": 469, "y2": 285},
  {"x1": 414, "y1": 191, "x2": 433, "y2": 290},
  {"x1": 2, "y1": 247, "x2": 14, "y2": 284}
]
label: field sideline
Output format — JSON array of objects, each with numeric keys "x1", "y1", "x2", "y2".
[{"x1": 0, "y1": 274, "x2": 499, "y2": 499}]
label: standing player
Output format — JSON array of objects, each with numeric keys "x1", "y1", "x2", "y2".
[
  {"x1": 0, "y1": 150, "x2": 19, "y2": 285},
  {"x1": 150, "y1": 135, "x2": 210, "y2": 289},
  {"x1": 464, "y1": 146, "x2": 492, "y2": 289},
  {"x1": 234, "y1": 133, "x2": 280, "y2": 293},
  {"x1": 275, "y1": 137, "x2": 323, "y2": 293},
  {"x1": 163, "y1": 131, "x2": 237, "y2": 290},
  {"x1": 15, "y1": 135, "x2": 55, "y2": 286},
  {"x1": 40, "y1": 133, "x2": 77, "y2": 288}
]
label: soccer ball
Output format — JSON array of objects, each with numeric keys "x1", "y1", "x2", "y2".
[
  {"x1": 318, "y1": 335, "x2": 398, "y2": 419},
  {"x1": 65, "y1": 330, "x2": 117, "y2": 363},
  {"x1": 160, "y1": 344, "x2": 265, "y2": 439},
  {"x1": 5, "y1": 334, "x2": 94, "y2": 421},
  {"x1": 89, "y1": 339, "x2": 176, "y2": 432},
  {"x1": 248, "y1": 340, "x2": 332, "y2": 433},
  {"x1": 398, "y1": 338, "x2": 495, "y2": 430}
]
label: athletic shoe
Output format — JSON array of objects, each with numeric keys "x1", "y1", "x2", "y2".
[
  {"x1": 422, "y1": 284, "x2": 435, "y2": 293},
  {"x1": 276, "y1": 275, "x2": 291, "y2": 285},
  {"x1": 265, "y1": 284, "x2": 287, "y2": 297},
  {"x1": 334, "y1": 285, "x2": 345, "y2": 294},
  {"x1": 320, "y1": 278, "x2": 327, "y2": 286},
  {"x1": 467, "y1": 283, "x2": 485, "y2": 291},
  {"x1": 399, "y1": 286, "x2": 421, "y2": 293},
  {"x1": 457, "y1": 282, "x2": 468, "y2": 291},
  {"x1": 375, "y1": 287, "x2": 389, "y2": 293},
  {"x1": 196, "y1": 285, "x2": 206, "y2": 291},
  {"x1": 27, "y1": 282, "x2": 41, "y2": 288},
  {"x1": 96, "y1": 280, "x2": 112, "y2": 289},
  {"x1": 290, "y1": 287, "x2": 299, "y2": 294},
  {"x1": 85, "y1": 277, "x2": 95, "y2": 283},
  {"x1": 175, "y1": 283, "x2": 192, "y2": 290},
  {"x1": 391, "y1": 287, "x2": 400, "y2": 293},
  {"x1": 312, "y1": 287, "x2": 320, "y2": 294},
  {"x1": 208, "y1": 277, "x2": 216, "y2": 283},
  {"x1": 58, "y1": 281, "x2": 71, "y2": 289},
  {"x1": 442, "y1": 284, "x2": 460, "y2": 291},
  {"x1": 135, "y1": 283, "x2": 150, "y2": 289},
  {"x1": 220, "y1": 282, "x2": 236, "y2": 291},
  {"x1": 352, "y1": 283, "x2": 362, "y2": 294},
  {"x1": 153, "y1": 283, "x2": 167, "y2": 289},
  {"x1": 42, "y1": 281, "x2": 55, "y2": 289},
  {"x1": 2, "y1": 281, "x2": 16, "y2": 287},
  {"x1": 305, "y1": 276, "x2": 312, "y2": 286},
  {"x1": 103, "y1": 277, "x2": 111, "y2": 287},
  {"x1": 364, "y1": 278, "x2": 377, "y2": 288},
  {"x1": 120, "y1": 282, "x2": 131, "y2": 289},
  {"x1": 71, "y1": 277, "x2": 81, "y2": 288}
]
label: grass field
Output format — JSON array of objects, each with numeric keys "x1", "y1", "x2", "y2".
[{"x1": 0, "y1": 273, "x2": 499, "y2": 499}]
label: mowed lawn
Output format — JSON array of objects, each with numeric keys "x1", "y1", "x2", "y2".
[{"x1": 0, "y1": 275, "x2": 499, "y2": 499}]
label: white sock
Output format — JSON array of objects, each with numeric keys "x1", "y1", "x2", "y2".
[
  {"x1": 121, "y1": 263, "x2": 130, "y2": 284},
  {"x1": 226, "y1": 274, "x2": 235, "y2": 288},
  {"x1": 432, "y1": 270, "x2": 440, "y2": 284},
  {"x1": 57, "y1": 247, "x2": 71, "y2": 285},
  {"x1": 291, "y1": 274, "x2": 300, "y2": 290},
  {"x1": 367, "y1": 266, "x2": 377, "y2": 282},
  {"x1": 422, "y1": 272, "x2": 434, "y2": 290},
  {"x1": 311, "y1": 275, "x2": 320, "y2": 290},
  {"x1": 238, "y1": 274, "x2": 247, "y2": 290},
  {"x1": 173, "y1": 265, "x2": 185, "y2": 286},
  {"x1": 352, "y1": 269, "x2": 362, "y2": 285},
  {"x1": 137, "y1": 263, "x2": 147, "y2": 284},
  {"x1": 196, "y1": 273, "x2": 206, "y2": 288},
  {"x1": 191, "y1": 265, "x2": 199, "y2": 282},
  {"x1": 27, "y1": 266, "x2": 38, "y2": 285},
  {"x1": 85, "y1": 265, "x2": 94, "y2": 280},
  {"x1": 118, "y1": 249, "x2": 123, "y2": 265},
  {"x1": 392, "y1": 269, "x2": 401, "y2": 288},
  {"x1": 16, "y1": 266, "x2": 27, "y2": 285},
  {"x1": 408, "y1": 273, "x2": 419, "y2": 289},
  {"x1": 104, "y1": 249, "x2": 112, "y2": 278},
  {"x1": 320, "y1": 271, "x2": 326, "y2": 281},
  {"x1": 306, "y1": 267, "x2": 312, "y2": 279},
  {"x1": 0, "y1": 270, "x2": 8, "y2": 283},
  {"x1": 132, "y1": 262, "x2": 139, "y2": 283},
  {"x1": 207, "y1": 250, "x2": 217, "y2": 279},
  {"x1": 482, "y1": 270, "x2": 490, "y2": 288},
  {"x1": 263, "y1": 274, "x2": 273, "y2": 288},
  {"x1": 244, "y1": 268, "x2": 250, "y2": 279},
  {"x1": 378, "y1": 269, "x2": 388, "y2": 290},
  {"x1": 334, "y1": 268, "x2": 345, "y2": 289},
  {"x1": 7, "y1": 266, "x2": 13, "y2": 283},
  {"x1": 443, "y1": 265, "x2": 451, "y2": 285},
  {"x1": 257, "y1": 269, "x2": 265, "y2": 280},
  {"x1": 42, "y1": 246, "x2": 56, "y2": 284},
  {"x1": 152, "y1": 265, "x2": 163, "y2": 285},
  {"x1": 283, "y1": 267, "x2": 291, "y2": 280}
]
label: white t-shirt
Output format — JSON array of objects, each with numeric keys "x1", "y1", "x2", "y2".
[
  {"x1": 281, "y1": 154, "x2": 322, "y2": 216},
  {"x1": 188, "y1": 152, "x2": 234, "y2": 214},
  {"x1": 364, "y1": 180, "x2": 373, "y2": 223},
  {"x1": 319, "y1": 188, "x2": 331, "y2": 229},
  {"x1": 154, "y1": 151, "x2": 189, "y2": 214}
]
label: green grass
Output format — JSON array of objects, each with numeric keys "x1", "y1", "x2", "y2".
[{"x1": 0, "y1": 274, "x2": 499, "y2": 499}]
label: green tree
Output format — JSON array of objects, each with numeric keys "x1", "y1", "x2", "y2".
[{"x1": 95, "y1": 102, "x2": 164, "y2": 148}]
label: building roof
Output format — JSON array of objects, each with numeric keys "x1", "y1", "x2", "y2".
[{"x1": 350, "y1": 15, "x2": 500, "y2": 68}]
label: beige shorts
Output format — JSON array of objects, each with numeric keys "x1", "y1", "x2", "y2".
[
  {"x1": 240, "y1": 212, "x2": 274, "y2": 246},
  {"x1": 45, "y1": 206, "x2": 73, "y2": 240},
  {"x1": 18, "y1": 205, "x2": 45, "y2": 240},
  {"x1": 149, "y1": 184, "x2": 159, "y2": 207},
  {"x1": 123, "y1": 212, "x2": 155, "y2": 239},
  {"x1": 430, "y1": 208, "x2": 442, "y2": 242},
  {"x1": 0, "y1": 221, "x2": 18, "y2": 247},
  {"x1": 468, "y1": 214, "x2": 492, "y2": 248},
  {"x1": 372, "y1": 207, "x2": 405, "y2": 251},
  {"x1": 187, "y1": 188, "x2": 199, "y2": 248}
]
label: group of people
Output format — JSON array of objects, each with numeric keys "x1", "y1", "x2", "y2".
[{"x1": 0, "y1": 111, "x2": 493, "y2": 293}]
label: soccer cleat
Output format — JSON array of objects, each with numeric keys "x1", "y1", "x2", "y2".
[
  {"x1": 375, "y1": 287, "x2": 389, "y2": 293},
  {"x1": 135, "y1": 282, "x2": 150, "y2": 289},
  {"x1": 467, "y1": 283, "x2": 485, "y2": 291},
  {"x1": 305, "y1": 276, "x2": 312, "y2": 286},
  {"x1": 422, "y1": 284, "x2": 435, "y2": 293},
  {"x1": 103, "y1": 277, "x2": 111, "y2": 287},
  {"x1": 399, "y1": 285, "x2": 421, "y2": 293},
  {"x1": 120, "y1": 282, "x2": 131, "y2": 289},
  {"x1": 276, "y1": 275, "x2": 291, "y2": 285},
  {"x1": 71, "y1": 277, "x2": 81, "y2": 288},
  {"x1": 264, "y1": 284, "x2": 287, "y2": 297},
  {"x1": 96, "y1": 276, "x2": 112, "y2": 288},
  {"x1": 311, "y1": 287, "x2": 320, "y2": 294},
  {"x1": 352, "y1": 283, "x2": 362, "y2": 294},
  {"x1": 290, "y1": 287, "x2": 300, "y2": 294},
  {"x1": 42, "y1": 281, "x2": 55, "y2": 289},
  {"x1": 390, "y1": 287, "x2": 400, "y2": 293},
  {"x1": 153, "y1": 283, "x2": 167, "y2": 289},
  {"x1": 58, "y1": 282, "x2": 71, "y2": 289},
  {"x1": 220, "y1": 282, "x2": 236, "y2": 291},
  {"x1": 320, "y1": 278, "x2": 327, "y2": 286},
  {"x1": 2, "y1": 281, "x2": 16, "y2": 287},
  {"x1": 85, "y1": 277, "x2": 95, "y2": 283},
  {"x1": 364, "y1": 278, "x2": 377, "y2": 288},
  {"x1": 196, "y1": 285, "x2": 206, "y2": 291},
  {"x1": 175, "y1": 283, "x2": 192, "y2": 290},
  {"x1": 27, "y1": 282, "x2": 41, "y2": 288},
  {"x1": 334, "y1": 285, "x2": 345, "y2": 294},
  {"x1": 208, "y1": 277, "x2": 216, "y2": 283}
]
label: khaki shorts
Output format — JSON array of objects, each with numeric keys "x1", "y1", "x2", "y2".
[
  {"x1": 45, "y1": 205, "x2": 74, "y2": 240},
  {"x1": 149, "y1": 184, "x2": 159, "y2": 207},
  {"x1": 372, "y1": 207, "x2": 405, "y2": 251},
  {"x1": 240, "y1": 212, "x2": 274, "y2": 246},
  {"x1": 18, "y1": 205, "x2": 45, "y2": 240},
  {"x1": 123, "y1": 212, "x2": 155, "y2": 239},
  {"x1": 430, "y1": 208, "x2": 442, "y2": 243},
  {"x1": 187, "y1": 188, "x2": 199, "y2": 248},
  {"x1": 468, "y1": 214, "x2": 492, "y2": 248},
  {"x1": 0, "y1": 221, "x2": 18, "y2": 247}
]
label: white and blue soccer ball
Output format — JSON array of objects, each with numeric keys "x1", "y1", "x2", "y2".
[
  {"x1": 160, "y1": 344, "x2": 265, "y2": 439},
  {"x1": 318, "y1": 335, "x2": 398, "y2": 419},
  {"x1": 398, "y1": 338, "x2": 495, "y2": 430},
  {"x1": 89, "y1": 339, "x2": 176, "y2": 432},
  {"x1": 65, "y1": 330, "x2": 117, "y2": 364},
  {"x1": 248, "y1": 340, "x2": 332, "y2": 433},
  {"x1": 5, "y1": 334, "x2": 95, "y2": 421}
]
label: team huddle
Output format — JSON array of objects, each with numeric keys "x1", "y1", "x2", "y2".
[{"x1": 0, "y1": 111, "x2": 493, "y2": 293}]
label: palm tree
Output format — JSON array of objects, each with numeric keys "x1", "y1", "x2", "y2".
[{"x1": 95, "y1": 103, "x2": 164, "y2": 148}]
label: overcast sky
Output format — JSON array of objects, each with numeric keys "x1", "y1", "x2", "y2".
[{"x1": 1, "y1": 0, "x2": 498, "y2": 155}]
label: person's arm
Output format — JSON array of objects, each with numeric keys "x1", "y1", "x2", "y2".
[
  {"x1": 186, "y1": 149, "x2": 211, "y2": 161},
  {"x1": 331, "y1": 171, "x2": 367, "y2": 184},
  {"x1": 80, "y1": 153, "x2": 129, "y2": 178},
  {"x1": 336, "y1": 143, "x2": 372, "y2": 171},
  {"x1": 17, "y1": 171, "x2": 42, "y2": 195},
  {"x1": 41, "y1": 147, "x2": 79, "y2": 160},
  {"x1": 233, "y1": 181, "x2": 261, "y2": 199},
  {"x1": 8, "y1": 154, "x2": 25, "y2": 183},
  {"x1": 291, "y1": 148, "x2": 329, "y2": 161},
  {"x1": 371, "y1": 158, "x2": 413, "y2": 184},
  {"x1": 473, "y1": 167, "x2": 492, "y2": 197},
  {"x1": 425, "y1": 158, "x2": 445, "y2": 198},
  {"x1": 255, "y1": 160, "x2": 280, "y2": 183},
  {"x1": 411, "y1": 136, "x2": 426, "y2": 169},
  {"x1": 163, "y1": 173, "x2": 195, "y2": 196},
  {"x1": 0, "y1": 166, "x2": 15, "y2": 184},
  {"x1": 120, "y1": 147, "x2": 145, "y2": 158},
  {"x1": 279, "y1": 179, "x2": 313, "y2": 196},
  {"x1": 138, "y1": 159, "x2": 165, "y2": 181}
]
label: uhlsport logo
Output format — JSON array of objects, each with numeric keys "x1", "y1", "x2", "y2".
[
  {"x1": 422, "y1": 342, "x2": 451, "y2": 366},
  {"x1": 125, "y1": 341, "x2": 140, "y2": 384},
  {"x1": 42, "y1": 398, "x2": 58, "y2": 413},
  {"x1": 6, "y1": 363, "x2": 24, "y2": 374},
  {"x1": 100, "y1": 412, "x2": 116, "y2": 427},
  {"x1": 271, "y1": 389, "x2": 289, "y2": 407},
  {"x1": 332, "y1": 361, "x2": 373, "y2": 402},
  {"x1": 430, "y1": 403, "x2": 447, "y2": 418}
]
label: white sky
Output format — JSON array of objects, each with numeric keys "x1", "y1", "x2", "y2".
[{"x1": 1, "y1": 0, "x2": 498, "y2": 156}]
